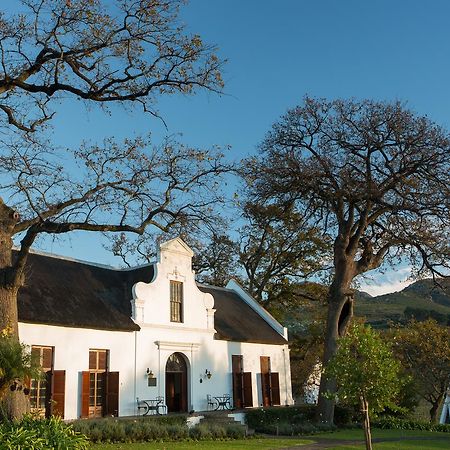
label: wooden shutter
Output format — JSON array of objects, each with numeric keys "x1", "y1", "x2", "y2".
[
  {"x1": 270, "y1": 373, "x2": 280, "y2": 406},
  {"x1": 44, "y1": 371, "x2": 53, "y2": 418},
  {"x1": 232, "y1": 355, "x2": 244, "y2": 409},
  {"x1": 260, "y1": 357, "x2": 271, "y2": 407},
  {"x1": 232, "y1": 373, "x2": 243, "y2": 408},
  {"x1": 81, "y1": 371, "x2": 90, "y2": 418},
  {"x1": 52, "y1": 370, "x2": 66, "y2": 418},
  {"x1": 105, "y1": 372, "x2": 119, "y2": 417},
  {"x1": 232, "y1": 355, "x2": 243, "y2": 373},
  {"x1": 243, "y1": 372, "x2": 253, "y2": 407}
]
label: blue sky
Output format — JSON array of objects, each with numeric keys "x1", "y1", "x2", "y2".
[{"x1": 22, "y1": 0, "x2": 450, "y2": 295}]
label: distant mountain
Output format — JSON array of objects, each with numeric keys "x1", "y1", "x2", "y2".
[
  {"x1": 355, "y1": 290, "x2": 373, "y2": 301},
  {"x1": 355, "y1": 278, "x2": 450, "y2": 328}
]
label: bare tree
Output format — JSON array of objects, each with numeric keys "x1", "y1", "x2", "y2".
[
  {"x1": 0, "y1": 0, "x2": 227, "y2": 418},
  {"x1": 0, "y1": 0, "x2": 223, "y2": 132},
  {"x1": 246, "y1": 97, "x2": 450, "y2": 424}
]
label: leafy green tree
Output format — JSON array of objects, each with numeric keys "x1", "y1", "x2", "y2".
[
  {"x1": 245, "y1": 97, "x2": 450, "y2": 423},
  {"x1": 390, "y1": 319, "x2": 450, "y2": 422},
  {"x1": 326, "y1": 322, "x2": 402, "y2": 450},
  {"x1": 238, "y1": 202, "x2": 330, "y2": 308},
  {"x1": 0, "y1": 330, "x2": 42, "y2": 417}
]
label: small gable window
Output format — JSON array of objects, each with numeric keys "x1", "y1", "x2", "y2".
[{"x1": 170, "y1": 280, "x2": 183, "y2": 323}]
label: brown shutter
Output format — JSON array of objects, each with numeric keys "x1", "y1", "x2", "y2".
[
  {"x1": 232, "y1": 373, "x2": 243, "y2": 409},
  {"x1": 45, "y1": 371, "x2": 53, "y2": 418},
  {"x1": 260, "y1": 357, "x2": 271, "y2": 407},
  {"x1": 232, "y1": 355, "x2": 244, "y2": 409},
  {"x1": 232, "y1": 355, "x2": 243, "y2": 373},
  {"x1": 105, "y1": 372, "x2": 119, "y2": 417},
  {"x1": 81, "y1": 371, "x2": 90, "y2": 418},
  {"x1": 51, "y1": 370, "x2": 66, "y2": 418},
  {"x1": 243, "y1": 372, "x2": 253, "y2": 407},
  {"x1": 270, "y1": 373, "x2": 280, "y2": 406},
  {"x1": 260, "y1": 356, "x2": 270, "y2": 374},
  {"x1": 42, "y1": 348, "x2": 53, "y2": 369}
]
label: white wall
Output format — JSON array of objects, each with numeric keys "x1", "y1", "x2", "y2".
[{"x1": 18, "y1": 238, "x2": 293, "y2": 420}]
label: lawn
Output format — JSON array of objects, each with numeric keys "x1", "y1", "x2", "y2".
[
  {"x1": 91, "y1": 438, "x2": 313, "y2": 449},
  {"x1": 316, "y1": 429, "x2": 450, "y2": 449},
  {"x1": 90, "y1": 429, "x2": 450, "y2": 449}
]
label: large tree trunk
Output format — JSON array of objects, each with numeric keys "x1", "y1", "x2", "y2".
[
  {"x1": 430, "y1": 394, "x2": 445, "y2": 423},
  {"x1": 0, "y1": 226, "x2": 19, "y2": 335},
  {"x1": 0, "y1": 284, "x2": 19, "y2": 336},
  {"x1": 316, "y1": 252, "x2": 355, "y2": 425},
  {"x1": 0, "y1": 200, "x2": 28, "y2": 419}
]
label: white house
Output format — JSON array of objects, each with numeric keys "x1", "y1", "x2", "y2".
[{"x1": 18, "y1": 238, "x2": 293, "y2": 420}]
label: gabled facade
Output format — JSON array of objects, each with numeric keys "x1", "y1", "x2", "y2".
[{"x1": 18, "y1": 238, "x2": 293, "y2": 419}]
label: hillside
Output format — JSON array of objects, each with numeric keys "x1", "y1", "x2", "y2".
[{"x1": 355, "y1": 278, "x2": 450, "y2": 327}]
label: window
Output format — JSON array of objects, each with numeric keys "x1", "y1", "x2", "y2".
[
  {"x1": 88, "y1": 349, "x2": 108, "y2": 417},
  {"x1": 30, "y1": 346, "x2": 53, "y2": 415},
  {"x1": 170, "y1": 280, "x2": 183, "y2": 322}
]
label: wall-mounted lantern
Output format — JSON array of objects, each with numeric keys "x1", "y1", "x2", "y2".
[
  {"x1": 199, "y1": 369, "x2": 212, "y2": 383},
  {"x1": 147, "y1": 368, "x2": 157, "y2": 387}
]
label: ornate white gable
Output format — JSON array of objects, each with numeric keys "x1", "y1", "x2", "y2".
[{"x1": 131, "y1": 238, "x2": 215, "y2": 330}]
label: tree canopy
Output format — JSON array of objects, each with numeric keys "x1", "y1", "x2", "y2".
[
  {"x1": 0, "y1": 0, "x2": 223, "y2": 132},
  {"x1": 390, "y1": 319, "x2": 450, "y2": 423},
  {"x1": 326, "y1": 322, "x2": 402, "y2": 450},
  {"x1": 0, "y1": 0, "x2": 227, "y2": 418},
  {"x1": 246, "y1": 96, "x2": 450, "y2": 423}
]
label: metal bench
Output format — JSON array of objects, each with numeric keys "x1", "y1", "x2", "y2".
[{"x1": 137, "y1": 397, "x2": 167, "y2": 415}]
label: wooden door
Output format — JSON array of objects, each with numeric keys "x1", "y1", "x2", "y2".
[{"x1": 165, "y1": 353, "x2": 187, "y2": 413}]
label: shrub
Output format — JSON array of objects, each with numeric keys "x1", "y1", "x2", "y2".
[
  {"x1": 334, "y1": 405, "x2": 358, "y2": 426},
  {"x1": 245, "y1": 406, "x2": 340, "y2": 436},
  {"x1": 245, "y1": 405, "x2": 315, "y2": 430},
  {"x1": 373, "y1": 416, "x2": 450, "y2": 432},
  {"x1": 0, "y1": 416, "x2": 89, "y2": 449},
  {"x1": 71, "y1": 415, "x2": 244, "y2": 443},
  {"x1": 224, "y1": 424, "x2": 245, "y2": 439},
  {"x1": 189, "y1": 423, "x2": 212, "y2": 440}
]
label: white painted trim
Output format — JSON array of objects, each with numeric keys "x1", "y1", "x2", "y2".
[
  {"x1": 136, "y1": 323, "x2": 216, "y2": 334},
  {"x1": 159, "y1": 237, "x2": 194, "y2": 257},
  {"x1": 225, "y1": 279, "x2": 288, "y2": 340},
  {"x1": 155, "y1": 341, "x2": 201, "y2": 351}
]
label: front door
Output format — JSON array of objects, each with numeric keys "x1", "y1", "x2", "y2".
[{"x1": 165, "y1": 353, "x2": 187, "y2": 413}]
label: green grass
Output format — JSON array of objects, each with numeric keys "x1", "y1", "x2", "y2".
[
  {"x1": 327, "y1": 441, "x2": 449, "y2": 449},
  {"x1": 89, "y1": 429, "x2": 450, "y2": 449},
  {"x1": 314, "y1": 429, "x2": 449, "y2": 440},
  {"x1": 317, "y1": 429, "x2": 450, "y2": 450},
  {"x1": 91, "y1": 438, "x2": 314, "y2": 449}
]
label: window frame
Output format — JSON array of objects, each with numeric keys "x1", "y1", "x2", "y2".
[
  {"x1": 30, "y1": 345, "x2": 54, "y2": 415},
  {"x1": 170, "y1": 280, "x2": 184, "y2": 323},
  {"x1": 88, "y1": 349, "x2": 109, "y2": 418}
]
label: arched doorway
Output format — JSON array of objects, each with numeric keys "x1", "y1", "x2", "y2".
[{"x1": 165, "y1": 353, "x2": 188, "y2": 413}]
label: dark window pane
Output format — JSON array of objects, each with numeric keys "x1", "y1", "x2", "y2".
[
  {"x1": 42, "y1": 348, "x2": 53, "y2": 370},
  {"x1": 89, "y1": 351, "x2": 97, "y2": 370}
]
